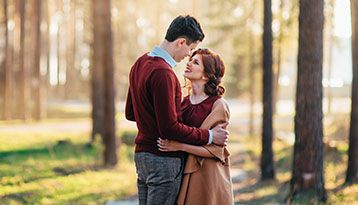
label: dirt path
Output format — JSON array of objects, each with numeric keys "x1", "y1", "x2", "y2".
[{"x1": 0, "y1": 120, "x2": 91, "y2": 133}]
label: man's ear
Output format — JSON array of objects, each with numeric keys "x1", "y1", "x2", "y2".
[{"x1": 177, "y1": 38, "x2": 187, "y2": 47}]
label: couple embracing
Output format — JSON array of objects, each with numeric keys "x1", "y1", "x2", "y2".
[{"x1": 125, "y1": 15, "x2": 234, "y2": 205}]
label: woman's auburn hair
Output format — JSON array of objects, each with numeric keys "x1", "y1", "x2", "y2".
[{"x1": 191, "y1": 48, "x2": 225, "y2": 96}]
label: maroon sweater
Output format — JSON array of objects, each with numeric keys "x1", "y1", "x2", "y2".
[{"x1": 125, "y1": 54, "x2": 209, "y2": 157}]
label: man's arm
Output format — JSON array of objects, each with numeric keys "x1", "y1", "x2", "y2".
[
  {"x1": 151, "y1": 69, "x2": 209, "y2": 145},
  {"x1": 125, "y1": 88, "x2": 135, "y2": 121}
]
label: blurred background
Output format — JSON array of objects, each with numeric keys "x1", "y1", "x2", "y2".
[{"x1": 0, "y1": 0, "x2": 357, "y2": 204}]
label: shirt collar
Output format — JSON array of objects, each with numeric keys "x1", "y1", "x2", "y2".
[{"x1": 148, "y1": 46, "x2": 177, "y2": 68}]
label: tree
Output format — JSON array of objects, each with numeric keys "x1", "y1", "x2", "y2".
[
  {"x1": 16, "y1": 0, "x2": 30, "y2": 120},
  {"x1": 289, "y1": 0, "x2": 326, "y2": 201},
  {"x1": 0, "y1": 0, "x2": 7, "y2": 119},
  {"x1": 43, "y1": 0, "x2": 50, "y2": 90},
  {"x1": 33, "y1": 0, "x2": 45, "y2": 120},
  {"x1": 56, "y1": 2, "x2": 62, "y2": 97},
  {"x1": 346, "y1": 0, "x2": 358, "y2": 184},
  {"x1": 91, "y1": 0, "x2": 104, "y2": 143},
  {"x1": 3, "y1": 0, "x2": 13, "y2": 120},
  {"x1": 92, "y1": 0, "x2": 117, "y2": 166},
  {"x1": 65, "y1": 0, "x2": 77, "y2": 100},
  {"x1": 261, "y1": 0, "x2": 275, "y2": 180}
]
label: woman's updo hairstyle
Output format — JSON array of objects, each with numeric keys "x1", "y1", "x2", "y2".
[{"x1": 190, "y1": 48, "x2": 225, "y2": 96}]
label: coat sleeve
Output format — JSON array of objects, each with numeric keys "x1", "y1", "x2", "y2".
[
  {"x1": 184, "y1": 99, "x2": 231, "y2": 174},
  {"x1": 200, "y1": 98, "x2": 230, "y2": 130},
  {"x1": 200, "y1": 98, "x2": 231, "y2": 163}
]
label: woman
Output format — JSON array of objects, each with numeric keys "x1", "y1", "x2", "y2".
[{"x1": 158, "y1": 48, "x2": 234, "y2": 205}]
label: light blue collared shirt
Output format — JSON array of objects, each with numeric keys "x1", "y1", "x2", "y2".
[
  {"x1": 148, "y1": 46, "x2": 177, "y2": 68},
  {"x1": 148, "y1": 46, "x2": 213, "y2": 144}
]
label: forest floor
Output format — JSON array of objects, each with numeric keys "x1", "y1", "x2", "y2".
[
  {"x1": 107, "y1": 132, "x2": 358, "y2": 205},
  {"x1": 0, "y1": 102, "x2": 357, "y2": 204}
]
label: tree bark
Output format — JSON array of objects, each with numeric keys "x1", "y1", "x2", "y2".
[
  {"x1": 44, "y1": 0, "x2": 50, "y2": 92},
  {"x1": 4, "y1": 0, "x2": 13, "y2": 120},
  {"x1": 17, "y1": 0, "x2": 30, "y2": 120},
  {"x1": 56, "y1": 14, "x2": 61, "y2": 96},
  {"x1": 93, "y1": 0, "x2": 117, "y2": 166},
  {"x1": 0, "y1": 0, "x2": 7, "y2": 119},
  {"x1": 261, "y1": 0, "x2": 275, "y2": 180},
  {"x1": 65, "y1": 0, "x2": 77, "y2": 100},
  {"x1": 91, "y1": 0, "x2": 104, "y2": 143},
  {"x1": 289, "y1": 0, "x2": 326, "y2": 201},
  {"x1": 346, "y1": 0, "x2": 358, "y2": 184},
  {"x1": 33, "y1": 0, "x2": 44, "y2": 120}
]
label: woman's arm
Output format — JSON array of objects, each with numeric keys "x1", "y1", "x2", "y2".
[
  {"x1": 158, "y1": 138, "x2": 214, "y2": 158},
  {"x1": 157, "y1": 98, "x2": 230, "y2": 158}
]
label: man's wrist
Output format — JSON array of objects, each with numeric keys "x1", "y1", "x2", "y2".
[{"x1": 207, "y1": 130, "x2": 213, "y2": 145}]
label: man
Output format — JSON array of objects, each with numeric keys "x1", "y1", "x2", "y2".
[{"x1": 125, "y1": 15, "x2": 228, "y2": 205}]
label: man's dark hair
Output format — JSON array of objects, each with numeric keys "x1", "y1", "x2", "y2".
[{"x1": 165, "y1": 15, "x2": 205, "y2": 45}]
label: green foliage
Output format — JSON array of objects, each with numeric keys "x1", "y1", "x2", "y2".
[{"x1": 120, "y1": 130, "x2": 137, "y2": 146}]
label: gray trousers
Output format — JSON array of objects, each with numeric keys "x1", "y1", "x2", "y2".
[{"x1": 134, "y1": 152, "x2": 183, "y2": 205}]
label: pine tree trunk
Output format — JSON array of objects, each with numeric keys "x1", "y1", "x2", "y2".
[
  {"x1": 289, "y1": 0, "x2": 326, "y2": 201},
  {"x1": 261, "y1": 0, "x2": 275, "y2": 180},
  {"x1": 65, "y1": 0, "x2": 76, "y2": 100},
  {"x1": 93, "y1": 0, "x2": 117, "y2": 166},
  {"x1": 33, "y1": 0, "x2": 44, "y2": 120},
  {"x1": 91, "y1": 0, "x2": 104, "y2": 142},
  {"x1": 4, "y1": 0, "x2": 13, "y2": 120},
  {"x1": 0, "y1": 0, "x2": 7, "y2": 119},
  {"x1": 56, "y1": 16, "x2": 61, "y2": 96},
  {"x1": 17, "y1": 0, "x2": 30, "y2": 120},
  {"x1": 41, "y1": 0, "x2": 50, "y2": 92},
  {"x1": 346, "y1": 0, "x2": 358, "y2": 184}
]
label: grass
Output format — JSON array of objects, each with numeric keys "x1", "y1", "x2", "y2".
[
  {"x1": 0, "y1": 105, "x2": 357, "y2": 204},
  {"x1": 231, "y1": 133, "x2": 358, "y2": 205},
  {"x1": 0, "y1": 128, "x2": 137, "y2": 204}
]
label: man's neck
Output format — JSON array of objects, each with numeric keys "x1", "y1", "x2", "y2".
[{"x1": 160, "y1": 40, "x2": 175, "y2": 60}]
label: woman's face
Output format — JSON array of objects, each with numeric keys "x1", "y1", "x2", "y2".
[{"x1": 184, "y1": 54, "x2": 207, "y2": 82}]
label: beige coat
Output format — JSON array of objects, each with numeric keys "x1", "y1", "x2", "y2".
[{"x1": 177, "y1": 98, "x2": 234, "y2": 205}]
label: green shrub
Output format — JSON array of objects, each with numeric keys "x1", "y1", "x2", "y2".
[{"x1": 120, "y1": 130, "x2": 137, "y2": 146}]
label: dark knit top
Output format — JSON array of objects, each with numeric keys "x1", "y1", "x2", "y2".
[{"x1": 181, "y1": 95, "x2": 221, "y2": 128}]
